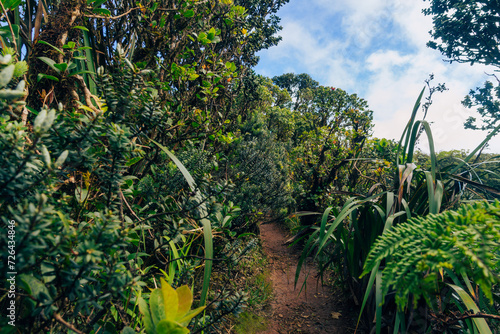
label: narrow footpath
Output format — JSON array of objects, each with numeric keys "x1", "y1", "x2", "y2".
[{"x1": 257, "y1": 222, "x2": 356, "y2": 334}]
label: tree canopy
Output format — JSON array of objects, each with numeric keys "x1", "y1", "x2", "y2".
[
  {"x1": 424, "y1": 0, "x2": 500, "y2": 134},
  {"x1": 423, "y1": 0, "x2": 500, "y2": 67}
]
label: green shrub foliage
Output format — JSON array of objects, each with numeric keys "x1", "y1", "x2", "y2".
[
  {"x1": 0, "y1": 47, "x2": 252, "y2": 333},
  {"x1": 363, "y1": 200, "x2": 500, "y2": 310},
  {"x1": 4, "y1": 0, "x2": 500, "y2": 332}
]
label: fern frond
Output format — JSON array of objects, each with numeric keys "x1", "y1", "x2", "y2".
[{"x1": 362, "y1": 200, "x2": 500, "y2": 310}]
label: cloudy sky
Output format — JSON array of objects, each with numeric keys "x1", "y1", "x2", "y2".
[{"x1": 254, "y1": 0, "x2": 500, "y2": 153}]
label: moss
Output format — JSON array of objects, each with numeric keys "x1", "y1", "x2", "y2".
[{"x1": 233, "y1": 311, "x2": 269, "y2": 334}]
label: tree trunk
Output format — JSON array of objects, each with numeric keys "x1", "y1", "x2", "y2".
[{"x1": 27, "y1": 0, "x2": 86, "y2": 110}]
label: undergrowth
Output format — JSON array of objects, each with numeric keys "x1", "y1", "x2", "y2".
[{"x1": 215, "y1": 234, "x2": 273, "y2": 333}]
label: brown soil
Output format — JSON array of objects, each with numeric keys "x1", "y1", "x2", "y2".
[{"x1": 257, "y1": 222, "x2": 357, "y2": 334}]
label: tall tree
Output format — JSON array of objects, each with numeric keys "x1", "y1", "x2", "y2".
[{"x1": 274, "y1": 74, "x2": 373, "y2": 225}]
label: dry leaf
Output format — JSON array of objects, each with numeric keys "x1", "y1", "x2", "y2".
[{"x1": 331, "y1": 312, "x2": 341, "y2": 319}]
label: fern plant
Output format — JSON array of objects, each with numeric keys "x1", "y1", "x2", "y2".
[{"x1": 362, "y1": 200, "x2": 500, "y2": 313}]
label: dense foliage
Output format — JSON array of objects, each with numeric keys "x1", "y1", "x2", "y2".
[
  {"x1": 364, "y1": 200, "x2": 500, "y2": 310},
  {"x1": 0, "y1": 0, "x2": 499, "y2": 333}
]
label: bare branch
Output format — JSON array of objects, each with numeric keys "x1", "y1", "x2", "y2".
[
  {"x1": 73, "y1": 74, "x2": 99, "y2": 113},
  {"x1": 84, "y1": 7, "x2": 140, "y2": 20},
  {"x1": 54, "y1": 313, "x2": 84, "y2": 334}
]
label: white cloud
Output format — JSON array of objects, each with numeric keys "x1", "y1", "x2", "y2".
[{"x1": 255, "y1": 0, "x2": 500, "y2": 152}]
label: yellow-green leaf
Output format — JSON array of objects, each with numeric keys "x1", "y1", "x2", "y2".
[
  {"x1": 160, "y1": 278, "x2": 179, "y2": 321},
  {"x1": 138, "y1": 297, "x2": 155, "y2": 334},
  {"x1": 150, "y1": 288, "x2": 165, "y2": 326},
  {"x1": 176, "y1": 285, "x2": 193, "y2": 317}
]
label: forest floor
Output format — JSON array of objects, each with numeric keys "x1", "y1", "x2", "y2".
[{"x1": 256, "y1": 222, "x2": 358, "y2": 334}]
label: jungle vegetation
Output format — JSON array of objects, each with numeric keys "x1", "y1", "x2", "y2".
[{"x1": 0, "y1": 0, "x2": 499, "y2": 333}]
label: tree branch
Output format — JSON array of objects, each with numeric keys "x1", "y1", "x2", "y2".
[
  {"x1": 445, "y1": 312, "x2": 500, "y2": 327},
  {"x1": 0, "y1": 0, "x2": 18, "y2": 53},
  {"x1": 84, "y1": 6, "x2": 180, "y2": 20},
  {"x1": 54, "y1": 313, "x2": 84, "y2": 334},
  {"x1": 73, "y1": 74, "x2": 99, "y2": 113}
]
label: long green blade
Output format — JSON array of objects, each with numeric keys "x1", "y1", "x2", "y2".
[
  {"x1": 396, "y1": 87, "x2": 425, "y2": 165},
  {"x1": 150, "y1": 140, "x2": 196, "y2": 192},
  {"x1": 199, "y1": 218, "x2": 213, "y2": 306},
  {"x1": 356, "y1": 261, "x2": 379, "y2": 330},
  {"x1": 450, "y1": 122, "x2": 500, "y2": 175},
  {"x1": 82, "y1": 29, "x2": 97, "y2": 95},
  {"x1": 447, "y1": 284, "x2": 492, "y2": 334}
]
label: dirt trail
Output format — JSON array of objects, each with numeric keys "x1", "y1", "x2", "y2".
[{"x1": 258, "y1": 222, "x2": 356, "y2": 334}]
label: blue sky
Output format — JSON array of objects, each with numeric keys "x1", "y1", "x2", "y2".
[{"x1": 254, "y1": 0, "x2": 500, "y2": 153}]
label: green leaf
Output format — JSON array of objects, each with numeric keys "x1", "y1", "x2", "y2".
[
  {"x1": 149, "y1": 288, "x2": 165, "y2": 326},
  {"x1": 0, "y1": 65, "x2": 15, "y2": 88},
  {"x1": 55, "y1": 150, "x2": 69, "y2": 168},
  {"x1": 396, "y1": 87, "x2": 425, "y2": 165},
  {"x1": 138, "y1": 297, "x2": 155, "y2": 334},
  {"x1": 92, "y1": 0, "x2": 107, "y2": 7},
  {"x1": 3, "y1": 0, "x2": 21, "y2": 9},
  {"x1": 13, "y1": 61, "x2": 28, "y2": 77},
  {"x1": 38, "y1": 57, "x2": 60, "y2": 73},
  {"x1": 199, "y1": 218, "x2": 213, "y2": 307},
  {"x1": 72, "y1": 25, "x2": 90, "y2": 32},
  {"x1": 33, "y1": 109, "x2": 47, "y2": 132},
  {"x1": 150, "y1": 140, "x2": 196, "y2": 192},
  {"x1": 197, "y1": 32, "x2": 207, "y2": 41},
  {"x1": 177, "y1": 306, "x2": 205, "y2": 327},
  {"x1": 447, "y1": 284, "x2": 492, "y2": 334},
  {"x1": 77, "y1": 46, "x2": 93, "y2": 51},
  {"x1": 156, "y1": 320, "x2": 189, "y2": 334},
  {"x1": 18, "y1": 274, "x2": 51, "y2": 301},
  {"x1": 75, "y1": 187, "x2": 89, "y2": 204},
  {"x1": 63, "y1": 41, "x2": 76, "y2": 49},
  {"x1": 176, "y1": 286, "x2": 193, "y2": 318},
  {"x1": 183, "y1": 9, "x2": 194, "y2": 18},
  {"x1": 121, "y1": 326, "x2": 136, "y2": 334},
  {"x1": 41, "y1": 145, "x2": 51, "y2": 168},
  {"x1": 37, "y1": 73, "x2": 59, "y2": 82},
  {"x1": 37, "y1": 40, "x2": 65, "y2": 55},
  {"x1": 54, "y1": 63, "x2": 69, "y2": 72},
  {"x1": 92, "y1": 8, "x2": 111, "y2": 15},
  {"x1": 126, "y1": 156, "x2": 143, "y2": 167}
]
